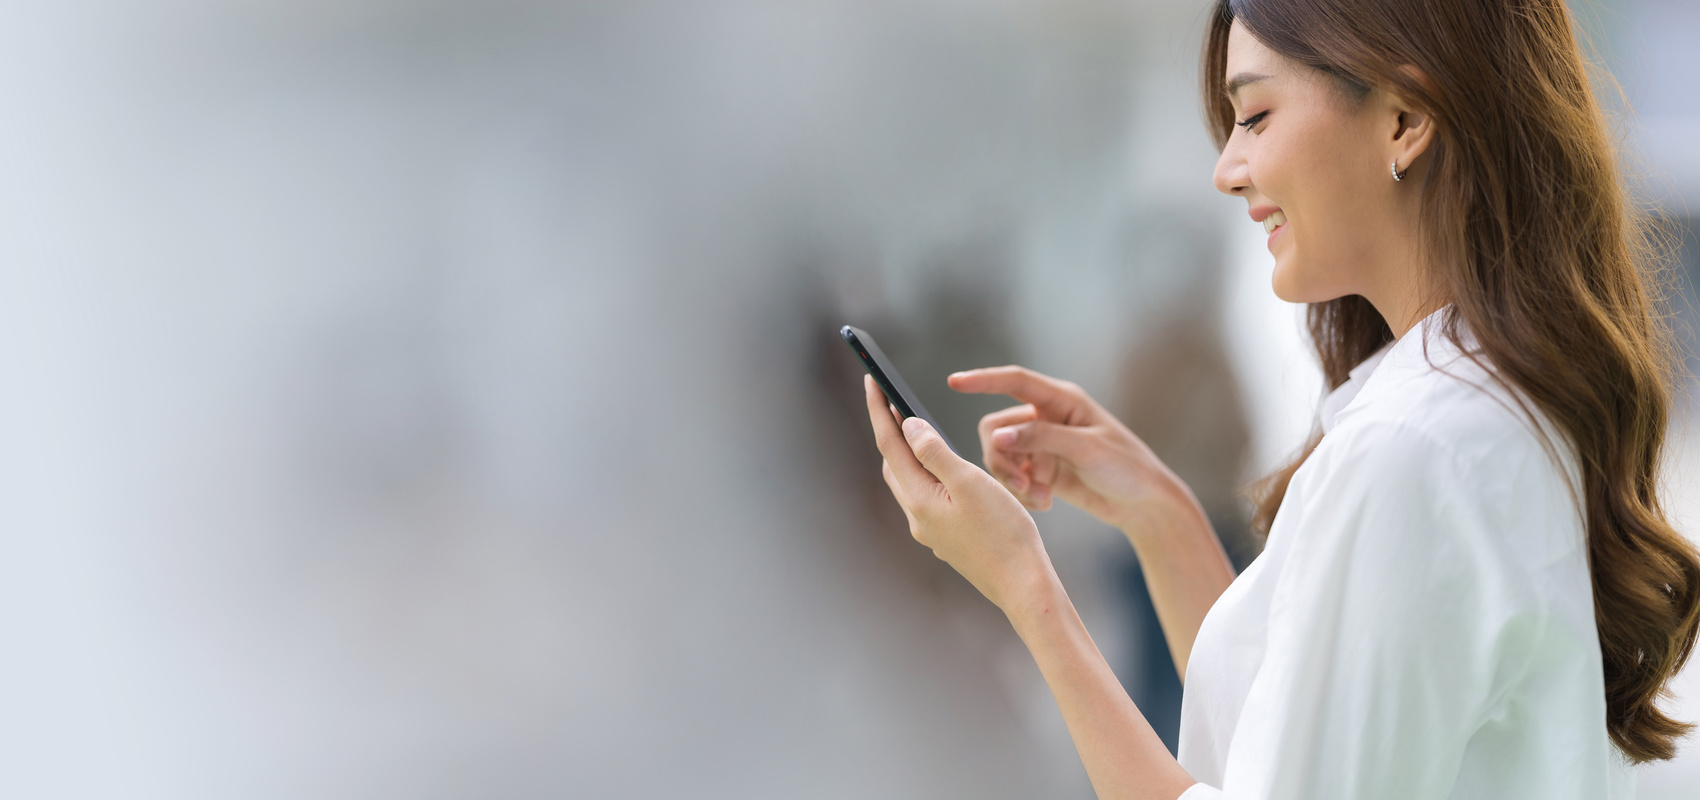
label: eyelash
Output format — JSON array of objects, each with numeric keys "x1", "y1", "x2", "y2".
[{"x1": 1235, "y1": 111, "x2": 1269, "y2": 133}]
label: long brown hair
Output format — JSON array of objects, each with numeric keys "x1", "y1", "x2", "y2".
[{"x1": 1201, "y1": 0, "x2": 1700, "y2": 763}]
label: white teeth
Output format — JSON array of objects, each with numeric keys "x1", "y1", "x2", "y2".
[{"x1": 1262, "y1": 210, "x2": 1287, "y2": 234}]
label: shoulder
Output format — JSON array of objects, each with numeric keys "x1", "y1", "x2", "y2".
[
  {"x1": 1292, "y1": 351, "x2": 1585, "y2": 567},
  {"x1": 1337, "y1": 343, "x2": 1548, "y2": 465}
]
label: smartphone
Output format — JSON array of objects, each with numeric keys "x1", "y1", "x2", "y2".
[{"x1": 841, "y1": 325, "x2": 957, "y2": 454}]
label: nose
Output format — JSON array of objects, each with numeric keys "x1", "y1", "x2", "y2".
[{"x1": 1213, "y1": 133, "x2": 1250, "y2": 196}]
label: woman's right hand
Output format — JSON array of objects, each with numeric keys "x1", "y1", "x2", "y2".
[{"x1": 948, "y1": 366, "x2": 1198, "y2": 538}]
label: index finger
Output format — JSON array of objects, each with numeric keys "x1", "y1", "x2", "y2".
[
  {"x1": 948, "y1": 366, "x2": 1084, "y2": 421},
  {"x1": 864, "y1": 374, "x2": 942, "y2": 497}
]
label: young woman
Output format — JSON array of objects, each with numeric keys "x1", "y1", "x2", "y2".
[{"x1": 860, "y1": 0, "x2": 1700, "y2": 797}]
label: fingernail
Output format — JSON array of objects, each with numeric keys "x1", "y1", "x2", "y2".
[
  {"x1": 993, "y1": 426, "x2": 1016, "y2": 446},
  {"x1": 902, "y1": 417, "x2": 926, "y2": 440}
]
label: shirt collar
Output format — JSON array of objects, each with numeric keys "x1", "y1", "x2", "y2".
[{"x1": 1318, "y1": 306, "x2": 1464, "y2": 434}]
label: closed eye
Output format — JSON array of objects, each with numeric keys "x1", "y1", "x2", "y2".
[{"x1": 1234, "y1": 111, "x2": 1269, "y2": 133}]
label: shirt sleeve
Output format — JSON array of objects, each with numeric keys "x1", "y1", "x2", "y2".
[{"x1": 1207, "y1": 420, "x2": 1544, "y2": 800}]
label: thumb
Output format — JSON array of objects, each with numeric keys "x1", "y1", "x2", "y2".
[{"x1": 902, "y1": 417, "x2": 971, "y2": 483}]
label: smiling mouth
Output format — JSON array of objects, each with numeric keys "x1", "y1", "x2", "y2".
[{"x1": 1262, "y1": 210, "x2": 1287, "y2": 234}]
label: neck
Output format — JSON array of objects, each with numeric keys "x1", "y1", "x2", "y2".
[
  {"x1": 1381, "y1": 296, "x2": 1444, "y2": 339},
  {"x1": 1364, "y1": 218, "x2": 1447, "y2": 339}
]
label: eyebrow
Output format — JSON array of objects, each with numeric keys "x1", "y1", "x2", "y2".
[{"x1": 1224, "y1": 72, "x2": 1271, "y2": 99}]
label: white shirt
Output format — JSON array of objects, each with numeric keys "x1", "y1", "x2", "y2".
[{"x1": 1176, "y1": 309, "x2": 1635, "y2": 799}]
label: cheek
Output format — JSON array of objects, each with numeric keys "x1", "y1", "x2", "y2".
[{"x1": 1256, "y1": 121, "x2": 1381, "y2": 301}]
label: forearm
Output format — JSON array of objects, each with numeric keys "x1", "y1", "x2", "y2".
[
  {"x1": 1120, "y1": 486, "x2": 1236, "y2": 680},
  {"x1": 1005, "y1": 571, "x2": 1198, "y2": 800}
]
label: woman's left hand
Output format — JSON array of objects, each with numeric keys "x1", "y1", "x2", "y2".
[{"x1": 863, "y1": 375, "x2": 1056, "y2": 612}]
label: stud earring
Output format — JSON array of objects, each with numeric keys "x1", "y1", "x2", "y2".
[{"x1": 1391, "y1": 160, "x2": 1408, "y2": 182}]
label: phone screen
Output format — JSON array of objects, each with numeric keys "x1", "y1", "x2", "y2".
[{"x1": 841, "y1": 325, "x2": 958, "y2": 454}]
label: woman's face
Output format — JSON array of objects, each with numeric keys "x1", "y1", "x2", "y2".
[{"x1": 1212, "y1": 21, "x2": 1402, "y2": 305}]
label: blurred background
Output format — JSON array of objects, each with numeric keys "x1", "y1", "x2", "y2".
[{"x1": 0, "y1": 0, "x2": 1695, "y2": 797}]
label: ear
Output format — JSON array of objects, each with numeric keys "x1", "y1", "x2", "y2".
[{"x1": 1388, "y1": 65, "x2": 1438, "y2": 177}]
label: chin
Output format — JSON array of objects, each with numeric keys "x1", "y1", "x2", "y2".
[
  {"x1": 1269, "y1": 258, "x2": 1341, "y2": 305},
  {"x1": 1269, "y1": 259, "x2": 1308, "y2": 304}
]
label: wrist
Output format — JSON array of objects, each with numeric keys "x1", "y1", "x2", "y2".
[
  {"x1": 999, "y1": 562, "x2": 1072, "y2": 635},
  {"x1": 1116, "y1": 478, "x2": 1213, "y2": 552}
]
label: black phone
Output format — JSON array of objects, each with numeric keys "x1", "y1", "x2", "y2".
[{"x1": 841, "y1": 325, "x2": 958, "y2": 454}]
